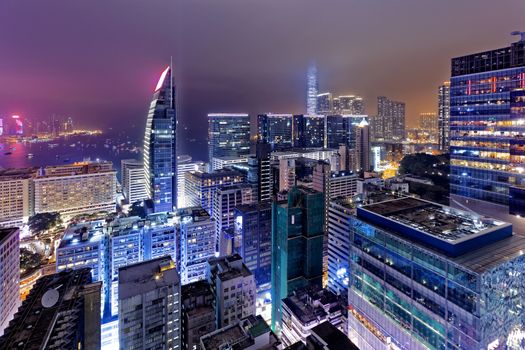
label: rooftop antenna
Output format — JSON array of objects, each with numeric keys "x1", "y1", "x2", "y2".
[{"x1": 511, "y1": 31, "x2": 525, "y2": 42}]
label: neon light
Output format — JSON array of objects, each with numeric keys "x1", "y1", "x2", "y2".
[
  {"x1": 11, "y1": 115, "x2": 20, "y2": 119},
  {"x1": 467, "y1": 80, "x2": 471, "y2": 95},
  {"x1": 155, "y1": 66, "x2": 170, "y2": 92},
  {"x1": 521, "y1": 73, "x2": 525, "y2": 89},
  {"x1": 491, "y1": 76, "x2": 497, "y2": 93}
]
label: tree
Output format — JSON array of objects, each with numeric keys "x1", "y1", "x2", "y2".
[{"x1": 28, "y1": 212, "x2": 61, "y2": 234}]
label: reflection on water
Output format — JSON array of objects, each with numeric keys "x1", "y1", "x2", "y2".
[{"x1": 0, "y1": 134, "x2": 141, "y2": 174}]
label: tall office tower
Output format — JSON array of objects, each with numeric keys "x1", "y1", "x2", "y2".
[
  {"x1": 325, "y1": 115, "x2": 369, "y2": 149},
  {"x1": 419, "y1": 112, "x2": 439, "y2": 139},
  {"x1": 177, "y1": 156, "x2": 207, "y2": 208},
  {"x1": 118, "y1": 257, "x2": 181, "y2": 350},
  {"x1": 0, "y1": 269, "x2": 101, "y2": 350},
  {"x1": 347, "y1": 197, "x2": 525, "y2": 350},
  {"x1": 293, "y1": 114, "x2": 325, "y2": 148},
  {"x1": 0, "y1": 228, "x2": 20, "y2": 337},
  {"x1": 438, "y1": 82, "x2": 451, "y2": 152},
  {"x1": 143, "y1": 65, "x2": 177, "y2": 213},
  {"x1": 33, "y1": 162, "x2": 116, "y2": 217},
  {"x1": 280, "y1": 288, "x2": 345, "y2": 347},
  {"x1": 106, "y1": 216, "x2": 143, "y2": 316},
  {"x1": 181, "y1": 281, "x2": 216, "y2": 350},
  {"x1": 121, "y1": 159, "x2": 147, "y2": 204},
  {"x1": 376, "y1": 96, "x2": 406, "y2": 140},
  {"x1": 279, "y1": 158, "x2": 296, "y2": 193},
  {"x1": 257, "y1": 113, "x2": 294, "y2": 150},
  {"x1": 326, "y1": 198, "x2": 353, "y2": 297},
  {"x1": 332, "y1": 97, "x2": 341, "y2": 113},
  {"x1": 207, "y1": 113, "x2": 250, "y2": 165},
  {"x1": 307, "y1": 63, "x2": 319, "y2": 114},
  {"x1": 185, "y1": 169, "x2": 245, "y2": 216},
  {"x1": 339, "y1": 95, "x2": 365, "y2": 115},
  {"x1": 316, "y1": 93, "x2": 333, "y2": 114},
  {"x1": 247, "y1": 142, "x2": 272, "y2": 202},
  {"x1": 233, "y1": 202, "x2": 272, "y2": 292},
  {"x1": 178, "y1": 207, "x2": 216, "y2": 284},
  {"x1": 271, "y1": 187, "x2": 324, "y2": 333},
  {"x1": 355, "y1": 119, "x2": 371, "y2": 172},
  {"x1": 0, "y1": 168, "x2": 34, "y2": 228},
  {"x1": 206, "y1": 255, "x2": 256, "y2": 329},
  {"x1": 450, "y1": 36, "x2": 525, "y2": 209},
  {"x1": 213, "y1": 184, "x2": 254, "y2": 256}
]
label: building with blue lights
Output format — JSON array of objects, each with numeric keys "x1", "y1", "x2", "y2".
[
  {"x1": 143, "y1": 64, "x2": 177, "y2": 213},
  {"x1": 346, "y1": 197, "x2": 525, "y2": 350},
  {"x1": 449, "y1": 35, "x2": 525, "y2": 210},
  {"x1": 257, "y1": 114, "x2": 294, "y2": 150},
  {"x1": 307, "y1": 64, "x2": 319, "y2": 115},
  {"x1": 292, "y1": 115, "x2": 325, "y2": 148},
  {"x1": 207, "y1": 113, "x2": 251, "y2": 167}
]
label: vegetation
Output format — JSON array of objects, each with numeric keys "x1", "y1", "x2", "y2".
[
  {"x1": 20, "y1": 248, "x2": 43, "y2": 278},
  {"x1": 28, "y1": 212, "x2": 62, "y2": 234}
]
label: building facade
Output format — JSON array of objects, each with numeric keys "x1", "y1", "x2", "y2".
[
  {"x1": 307, "y1": 64, "x2": 319, "y2": 115},
  {"x1": 438, "y1": 82, "x2": 451, "y2": 153},
  {"x1": 177, "y1": 157, "x2": 207, "y2": 208},
  {"x1": 143, "y1": 65, "x2": 177, "y2": 213},
  {"x1": 121, "y1": 159, "x2": 147, "y2": 204},
  {"x1": 375, "y1": 96, "x2": 405, "y2": 141},
  {"x1": 257, "y1": 114, "x2": 294, "y2": 150},
  {"x1": 292, "y1": 115, "x2": 325, "y2": 148},
  {"x1": 0, "y1": 168, "x2": 33, "y2": 228},
  {"x1": 207, "y1": 113, "x2": 251, "y2": 166},
  {"x1": 181, "y1": 280, "x2": 216, "y2": 350},
  {"x1": 0, "y1": 228, "x2": 20, "y2": 337}
]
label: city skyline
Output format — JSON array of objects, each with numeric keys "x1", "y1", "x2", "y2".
[{"x1": 1, "y1": 1, "x2": 524, "y2": 157}]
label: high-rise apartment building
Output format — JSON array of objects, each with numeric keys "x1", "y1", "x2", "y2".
[
  {"x1": 213, "y1": 184, "x2": 253, "y2": 256},
  {"x1": 438, "y1": 82, "x2": 451, "y2": 152},
  {"x1": 233, "y1": 202, "x2": 272, "y2": 292},
  {"x1": 181, "y1": 280, "x2": 216, "y2": 350},
  {"x1": 450, "y1": 36, "x2": 525, "y2": 208},
  {"x1": 207, "y1": 114, "x2": 251, "y2": 166},
  {"x1": 0, "y1": 168, "x2": 34, "y2": 228},
  {"x1": 177, "y1": 207, "x2": 216, "y2": 285},
  {"x1": 375, "y1": 96, "x2": 406, "y2": 140},
  {"x1": 271, "y1": 187, "x2": 324, "y2": 333},
  {"x1": 355, "y1": 119, "x2": 371, "y2": 172},
  {"x1": 177, "y1": 156, "x2": 207, "y2": 208},
  {"x1": 0, "y1": 228, "x2": 20, "y2": 337},
  {"x1": 347, "y1": 197, "x2": 525, "y2": 350},
  {"x1": 307, "y1": 64, "x2": 319, "y2": 115},
  {"x1": 206, "y1": 254, "x2": 256, "y2": 329},
  {"x1": 121, "y1": 159, "x2": 147, "y2": 204},
  {"x1": 247, "y1": 142, "x2": 272, "y2": 202},
  {"x1": 143, "y1": 65, "x2": 177, "y2": 213},
  {"x1": 118, "y1": 257, "x2": 181, "y2": 350},
  {"x1": 339, "y1": 95, "x2": 365, "y2": 115},
  {"x1": 33, "y1": 162, "x2": 116, "y2": 217},
  {"x1": 292, "y1": 114, "x2": 325, "y2": 148},
  {"x1": 185, "y1": 169, "x2": 245, "y2": 216},
  {"x1": 257, "y1": 114, "x2": 294, "y2": 150},
  {"x1": 316, "y1": 93, "x2": 333, "y2": 114},
  {"x1": 0, "y1": 269, "x2": 101, "y2": 350},
  {"x1": 279, "y1": 158, "x2": 296, "y2": 193},
  {"x1": 419, "y1": 112, "x2": 439, "y2": 140}
]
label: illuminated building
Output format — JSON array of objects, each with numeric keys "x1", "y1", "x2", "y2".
[
  {"x1": 213, "y1": 184, "x2": 253, "y2": 256},
  {"x1": 316, "y1": 93, "x2": 333, "y2": 114},
  {"x1": 121, "y1": 159, "x2": 147, "y2": 204},
  {"x1": 355, "y1": 119, "x2": 371, "y2": 172},
  {"x1": 449, "y1": 35, "x2": 525, "y2": 209},
  {"x1": 210, "y1": 155, "x2": 248, "y2": 172},
  {"x1": 271, "y1": 187, "x2": 324, "y2": 333},
  {"x1": 438, "y1": 82, "x2": 451, "y2": 152},
  {"x1": 143, "y1": 64, "x2": 177, "y2": 213},
  {"x1": 292, "y1": 114, "x2": 325, "y2": 148},
  {"x1": 375, "y1": 96, "x2": 405, "y2": 140},
  {"x1": 207, "y1": 113, "x2": 250, "y2": 167},
  {"x1": 257, "y1": 113, "x2": 294, "y2": 150},
  {"x1": 247, "y1": 142, "x2": 272, "y2": 203},
  {"x1": 177, "y1": 156, "x2": 207, "y2": 208},
  {"x1": 206, "y1": 254, "x2": 256, "y2": 329},
  {"x1": 0, "y1": 228, "x2": 20, "y2": 337},
  {"x1": 184, "y1": 169, "x2": 245, "y2": 217},
  {"x1": 279, "y1": 159, "x2": 296, "y2": 192},
  {"x1": 0, "y1": 269, "x2": 101, "y2": 350},
  {"x1": 307, "y1": 63, "x2": 319, "y2": 115},
  {"x1": 339, "y1": 95, "x2": 365, "y2": 115},
  {"x1": 347, "y1": 197, "x2": 525, "y2": 350},
  {"x1": 419, "y1": 112, "x2": 438, "y2": 140},
  {"x1": 118, "y1": 257, "x2": 181, "y2": 350},
  {"x1": 280, "y1": 288, "x2": 345, "y2": 347},
  {"x1": 33, "y1": 162, "x2": 116, "y2": 217},
  {"x1": 181, "y1": 281, "x2": 216, "y2": 350},
  {"x1": 177, "y1": 207, "x2": 216, "y2": 284},
  {"x1": 0, "y1": 168, "x2": 34, "y2": 228}
]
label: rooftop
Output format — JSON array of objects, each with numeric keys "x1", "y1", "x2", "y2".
[
  {"x1": 58, "y1": 221, "x2": 105, "y2": 249},
  {"x1": 282, "y1": 288, "x2": 342, "y2": 326},
  {"x1": 208, "y1": 254, "x2": 253, "y2": 282},
  {"x1": 307, "y1": 322, "x2": 360, "y2": 350},
  {"x1": 0, "y1": 167, "x2": 36, "y2": 180},
  {"x1": 357, "y1": 197, "x2": 513, "y2": 258}
]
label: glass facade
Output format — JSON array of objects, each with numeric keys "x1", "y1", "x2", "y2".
[
  {"x1": 450, "y1": 40, "x2": 525, "y2": 206},
  {"x1": 257, "y1": 114, "x2": 293, "y2": 150},
  {"x1": 292, "y1": 114, "x2": 325, "y2": 148},
  {"x1": 207, "y1": 113, "x2": 250, "y2": 165},
  {"x1": 307, "y1": 64, "x2": 318, "y2": 115},
  {"x1": 438, "y1": 82, "x2": 451, "y2": 152},
  {"x1": 143, "y1": 65, "x2": 177, "y2": 213}
]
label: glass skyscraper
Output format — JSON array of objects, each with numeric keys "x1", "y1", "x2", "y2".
[
  {"x1": 449, "y1": 37, "x2": 525, "y2": 206},
  {"x1": 143, "y1": 65, "x2": 177, "y2": 213},
  {"x1": 307, "y1": 63, "x2": 319, "y2": 114},
  {"x1": 257, "y1": 113, "x2": 293, "y2": 150},
  {"x1": 438, "y1": 82, "x2": 451, "y2": 152},
  {"x1": 207, "y1": 113, "x2": 250, "y2": 166}
]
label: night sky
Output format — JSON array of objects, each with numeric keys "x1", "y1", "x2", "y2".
[{"x1": 1, "y1": 0, "x2": 524, "y2": 157}]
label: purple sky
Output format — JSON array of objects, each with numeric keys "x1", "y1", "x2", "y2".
[{"x1": 1, "y1": 0, "x2": 524, "y2": 156}]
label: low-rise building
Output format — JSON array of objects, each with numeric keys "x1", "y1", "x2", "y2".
[{"x1": 181, "y1": 280, "x2": 216, "y2": 350}]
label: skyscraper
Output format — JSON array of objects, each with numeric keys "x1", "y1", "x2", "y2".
[
  {"x1": 247, "y1": 142, "x2": 272, "y2": 203},
  {"x1": 257, "y1": 113, "x2": 294, "y2": 150},
  {"x1": 438, "y1": 82, "x2": 451, "y2": 152},
  {"x1": 450, "y1": 35, "x2": 525, "y2": 208},
  {"x1": 143, "y1": 64, "x2": 177, "y2": 213},
  {"x1": 271, "y1": 187, "x2": 324, "y2": 333},
  {"x1": 419, "y1": 112, "x2": 439, "y2": 140},
  {"x1": 121, "y1": 159, "x2": 147, "y2": 204},
  {"x1": 0, "y1": 168, "x2": 34, "y2": 228},
  {"x1": 306, "y1": 63, "x2": 319, "y2": 114},
  {"x1": 292, "y1": 114, "x2": 325, "y2": 148},
  {"x1": 0, "y1": 228, "x2": 20, "y2": 337},
  {"x1": 118, "y1": 257, "x2": 181, "y2": 350},
  {"x1": 176, "y1": 156, "x2": 207, "y2": 208},
  {"x1": 316, "y1": 92, "x2": 333, "y2": 114},
  {"x1": 376, "y1": 96, "x2": 406, "y2": 140},
  {"x1": 207, "y1": 113, "x2": 250, "y2": 166}
]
